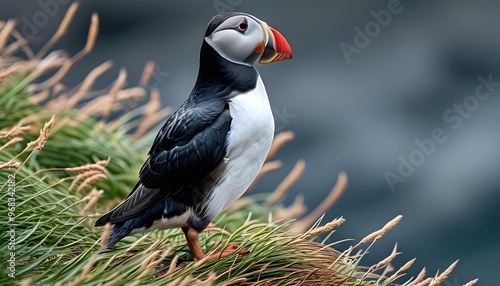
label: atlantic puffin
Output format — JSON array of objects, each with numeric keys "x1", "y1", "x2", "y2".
[{"x1": 95, "y1": 12, "x2": 292, "y2": 261}]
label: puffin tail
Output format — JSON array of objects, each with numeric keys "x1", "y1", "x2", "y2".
[
  {"x1": 95, "y1": 217, "x2": 135, "y2": 248},
  {"x1": 105, "y1": 223, "x2": 133, "y2": 248},
  {"x1": 94, "y1": 182, "x2": 143, "y2": 248}
]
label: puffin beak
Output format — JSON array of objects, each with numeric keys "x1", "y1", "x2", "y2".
[{"x1": 258, "y1": 26, "x2": 293, "y2": 64}]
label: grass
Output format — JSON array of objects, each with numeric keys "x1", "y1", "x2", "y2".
[{"x1": 0, "y1": 4, "x2": 478, "y2": 286}]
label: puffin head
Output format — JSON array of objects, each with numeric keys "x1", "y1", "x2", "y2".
[{"x1": 204, "y1": 12, "x2": 293, "y2": 67}]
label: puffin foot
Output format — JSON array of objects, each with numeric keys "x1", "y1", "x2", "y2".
[
  {"x1": 203, "y1": 243, "x2": 249, "y2": 262},
  {"x1": 182, "y1": 226, "x2": 249, "y2": 263}
]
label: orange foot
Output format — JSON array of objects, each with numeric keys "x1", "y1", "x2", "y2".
[
  {"x1": 204, "y1": 243, "x2": 249, "y2": 262},
  {"x1": 182, "y1": 226, "x2": 249, "y2": 263}
]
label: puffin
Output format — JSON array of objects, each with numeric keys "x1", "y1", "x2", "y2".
[{"x1": 95, "y1": 12, "x2": 292, "y2": 261}]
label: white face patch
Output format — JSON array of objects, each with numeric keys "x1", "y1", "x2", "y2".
[{"x1": 205, "y1": 15, "x2": 266, "y2": 66}]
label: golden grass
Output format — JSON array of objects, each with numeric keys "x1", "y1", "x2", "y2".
[{"x1": 0, "y1": 5, "x2": 479, "y2": 286}]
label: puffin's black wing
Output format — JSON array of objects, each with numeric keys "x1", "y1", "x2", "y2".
[
  {"x1": 94, "y1": 182, "x2": 171, "y2": 226},
  {"x1": 94, "y1": 99, "x2": 231, "y2": 227},
  {"x1": 140, "y1": 99, "x2": 232, "y2": 189}
]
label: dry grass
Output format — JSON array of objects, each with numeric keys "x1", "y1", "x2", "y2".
[{"x1": 0, "y1": 5, "x2": 478, "y2": 286}]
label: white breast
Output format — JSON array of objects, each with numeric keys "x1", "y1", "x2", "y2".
[{"x1": 206, "y1": 75, "x2": 275, "y2": 218}]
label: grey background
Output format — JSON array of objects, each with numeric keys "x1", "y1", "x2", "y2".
[{"x1": 2, "y1": 0, "x2": 499, "y2": 284}]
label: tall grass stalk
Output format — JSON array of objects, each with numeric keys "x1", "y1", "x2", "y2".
[{"x1": 0, "y1": 5, "x2": 476, "y2": 286}]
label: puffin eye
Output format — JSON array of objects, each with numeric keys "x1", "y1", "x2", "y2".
[{"x1": 237, "y1": 22, "x2": 248, "y2": 32}]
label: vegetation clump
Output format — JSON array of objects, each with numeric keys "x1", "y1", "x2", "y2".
[{"x1": 0, "y1": 4, "x2": 477, "y2": 285}]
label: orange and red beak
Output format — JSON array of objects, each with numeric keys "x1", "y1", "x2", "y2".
[{"x1": 258, "y1": 26, "x2": 293, "y2": 64}]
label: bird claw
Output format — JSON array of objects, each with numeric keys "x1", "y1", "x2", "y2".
[
  {"x1": 222, "y1": 243, "x2": 249, "y2": 256},
  {"x1": 201, "y1": 243, "x2": 249, "y2": 262}
]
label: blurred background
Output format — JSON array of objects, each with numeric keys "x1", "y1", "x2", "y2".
[{"x1": 2, "y1": 0, "x2": 499, "y2": 284}]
